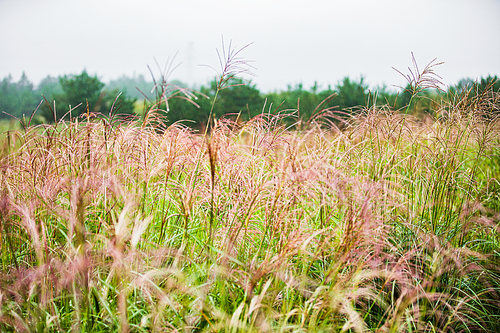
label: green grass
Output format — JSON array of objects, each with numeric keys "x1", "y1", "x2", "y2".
[
  {"x1": 0, "y1": 53, "x2": 499, "y2": 332},
  {"x1": 0, "y1": 119, "x2": 22, "y2": 157}
]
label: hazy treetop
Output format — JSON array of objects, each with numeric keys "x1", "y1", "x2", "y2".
[{"x1": 0, "y1": 0, "x2": 499, "y2": 92}]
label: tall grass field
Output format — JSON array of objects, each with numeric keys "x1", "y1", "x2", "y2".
[{"x1": 0, "y1": 49, "x2": 499, "y2": 332}]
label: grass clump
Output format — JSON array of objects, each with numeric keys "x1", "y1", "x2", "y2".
[{"x1": 0, "y1": 51, "x2": 499, "y2": 332}]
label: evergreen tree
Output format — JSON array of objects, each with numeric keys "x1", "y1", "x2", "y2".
[{"x1": 56, "y1": 70, "x2": 105, "y2": 119}]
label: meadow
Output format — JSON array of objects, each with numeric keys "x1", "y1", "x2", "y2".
[{"x1": 0, "y1": 53, "x2": 499, "y2": 332}]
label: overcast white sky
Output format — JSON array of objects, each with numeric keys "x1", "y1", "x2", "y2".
[{"x1": 1, "y1": 0, "x2": 499, "y2": 92}]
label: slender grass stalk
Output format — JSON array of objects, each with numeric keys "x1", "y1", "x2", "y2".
[{"x1": 0, "y1": 51, "x2": 499, "y2": 332}]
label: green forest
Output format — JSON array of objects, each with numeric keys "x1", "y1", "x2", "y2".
[{"x1": 1, "y1": 70, "x2": 498, "y2": 128}]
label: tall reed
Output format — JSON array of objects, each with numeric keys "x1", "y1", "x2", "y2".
[{"x1": 0, "y1": 53, "x2": 498, "y2": 332}]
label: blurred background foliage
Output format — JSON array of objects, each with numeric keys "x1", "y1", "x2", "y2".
[{"x1": 0, "y1": 70, "x2": 498, "y2": 128}]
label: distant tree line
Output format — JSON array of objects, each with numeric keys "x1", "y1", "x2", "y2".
[
  {"x1": 0, "y1": 70, "x2": 498, "y2": 128},
  {"x1": 0, "y1": 71, "x2": 138, "y2": 124}
]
